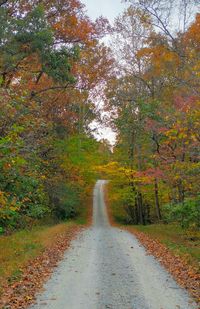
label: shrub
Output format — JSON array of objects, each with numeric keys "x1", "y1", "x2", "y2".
[
  {"x1": 49, "y1": 182, "x2": 83, "y2": 220},
  {"x1": 163, "y1": 197, "x2": 200, "y2": 229}
]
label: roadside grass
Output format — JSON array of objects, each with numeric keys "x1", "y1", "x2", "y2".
[
  {"x1": 0, "y1": 222, "x2": 77, "y2": 294},
  {"x1": 131, "y1": 224, "x2": 200, "y2": 271},
  {"x1": 0, "y1": 187, "x2": 93, "y2": 295},
  {"x1": 105, "y1": 183, "x2": 200, "y2": 271}
]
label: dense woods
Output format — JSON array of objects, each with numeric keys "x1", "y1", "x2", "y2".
[
  {"x1": 102, "y1": 0, "x2": 200, "y2": 229},
  {"x1": 0, "y1": 0, "x2": 199, "y2": 233},
  {"x1": 0, "y1": 2, "x2": 199, "y2": 308},
  {"x1": 0, "y1": 0, "x2": 112, "y2": 232}
]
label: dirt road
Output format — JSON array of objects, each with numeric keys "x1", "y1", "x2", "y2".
[{"x1": 30, "y1": 180, "x2": 197, "y2": 309}]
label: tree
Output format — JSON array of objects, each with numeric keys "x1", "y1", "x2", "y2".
[
  {"x1": 103, "y1": 3, "x2": 200, "y2": 226},
  {"x1": 0, "y1": 0, "x2": 113, "y2": 231}
]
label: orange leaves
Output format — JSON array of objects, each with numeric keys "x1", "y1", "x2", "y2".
[
  {"x1": 3, "y1": 162, "x2": 12, "y2": 170},
  {"x1": 76, "y1": 43, "x2": 114, "y2": 90},
  {"x1": 48, "y1": 1, "x2": 109, "y2": 46},
  {"x1": 182, "y1": 13, "x2": 200, "y2": 91},
  {"x1": 52, "y1": 16, "x2": 93, "y2": 45},
  {"x1": 184, "y1": 13, "x2": 200, "y2": 49},
  {"x1": 137, "y1": 44, "x2": 180, "y2": 78}
]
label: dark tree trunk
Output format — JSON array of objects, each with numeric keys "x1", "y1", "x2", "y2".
[
  {"x1": 154, "y1": 178, "x2": 162, "y2": 220},
  {"x1": 178, "y1": 180, "x2": 185, "y2": 204},
  {"x1": 137, "y1": 192, "x2": 144, "y2": 225}
]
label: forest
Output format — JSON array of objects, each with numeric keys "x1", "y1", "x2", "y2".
[
  {"x1": 0, "y1": 0, "x2": 199, "y2": 307},
  {"x1": 102, "y1": 0, "x2": 200, "y2": 230},
  {"x1": 0, "y1": 0, "x2": 112, "y2": 233},
  {"x1": 0, "y1": 0, "x2": 199, "y2": 232}
]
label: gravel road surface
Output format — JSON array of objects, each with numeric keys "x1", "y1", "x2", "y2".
[{"x1": 30, "y1": 180, "x2": 197, "y2": 309}]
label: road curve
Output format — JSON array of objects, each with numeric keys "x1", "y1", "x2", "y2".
[{"x1": 30, "y1": 180, "x2": 197, "y2": 309}]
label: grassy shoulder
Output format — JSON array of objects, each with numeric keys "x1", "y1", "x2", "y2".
[
  {"x1": 130, "y1": 224, "x2": 200, "y2": 271},
  {"x1": 0, "y1": 189, "x2": 93, "y2": 296},
  {"x1": 0, "y1": 222, "x2": 76, "y2": 292},
  {"x1": 106, "y1": 182, "x2": 200, "y2": 271}
]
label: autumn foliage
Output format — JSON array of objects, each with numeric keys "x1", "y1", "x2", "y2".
[
  {"x1": 104, "y1": 1, "x2": 200, "y2": 228},
  {"x1": 0, "y1": 0, "x2": 112, "y2": 232}
]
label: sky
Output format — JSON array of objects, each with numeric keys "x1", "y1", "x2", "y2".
[
  {"x1": 82, "y1": 0, "x2": 126, "y2": 23},
  {"x1": 82, "y1": 0, "x2": 127, "y2": 145}
]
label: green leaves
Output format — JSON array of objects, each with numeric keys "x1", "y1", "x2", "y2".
[
  {"x1": 0, "y1": 226, "x2": 4, "y2": 234},
  {"x1": 0, "y1": 0, "x2": 112, "y2": 233},
  {"x1": 164, "y1": 197, "x2": 200, "y2": 229},
  {"x1": 42, "y1": 48, "x2": 77, "y2": 84},
  {"x1": 0, "y1": 4, "x2": 78, "y2": 86}
]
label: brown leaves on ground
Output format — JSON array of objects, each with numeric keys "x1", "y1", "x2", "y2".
[
  {"x1": 0, "y1": 225, "x2": 82, "y2": 309},
  {"x1": 126, "y1": 227, "x2": 200, "y2": 306}
]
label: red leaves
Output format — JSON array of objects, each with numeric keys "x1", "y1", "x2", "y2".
[
  {"x1": 0, "y1": 226, "x2": 82, "y2": 309},
  {"x1": 135, "y1": 168, "x2": 164, "y2": 180},
  {"x1": 174, "y1": 96, "x2": 197, "y2": 113}
]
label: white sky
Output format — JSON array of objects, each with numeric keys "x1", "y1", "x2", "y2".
[
  {"x1": 82, "y1": 0, "x2": 127, "y2": 145},
  {"x1": 82, "y1": 0, "x2": 126, "y2": 23}
]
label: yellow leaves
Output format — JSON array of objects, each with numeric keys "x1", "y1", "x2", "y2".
[
  {"x1": 0, "y1": 192, "x2": 20, "y2": 220},
  {"x1": 178, "y1": 132, "x2": 187, "y2": 139},
  {"x1": 95, "y1": 162, "x2": 120, "y2": 173},
  {"x1": 10, "y1": 205, "x2": 18, "y2": 212},
  {"x1": 165, "y1": 128, "x2": 177, "y2": 137},
  {"x1": 165, "y1": 125, "x2": 191, "y2": 142},
  {"x1": 97, "y1": 162, "x2": 156, "y2": 186},
  {"x1": 174, "y1": 175, "x2": 180, "y2": 181},
  {"x1": 191, "y1": 134, "x2": 198, "y2": 142},
  {"x1": 0, "y1": 191, "x2": 7, "y2": 208}
]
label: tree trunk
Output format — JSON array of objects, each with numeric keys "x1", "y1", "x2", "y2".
[
  {"x1": 154, "y1": 178, "x2": 162, "y2": 220},
  {"x1": 137, "y1": 192, "x2": 144, "y2": 225},
  {"x1": 178, "y1": 179, "x2": 185, "y2": 204}
]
